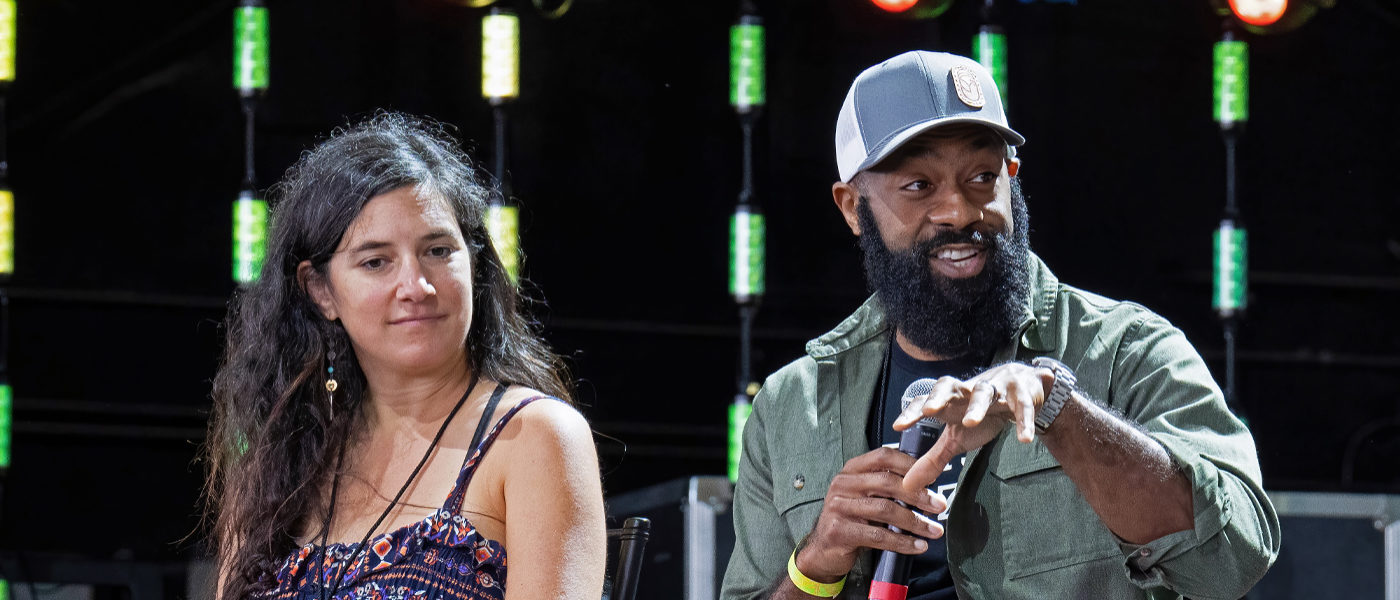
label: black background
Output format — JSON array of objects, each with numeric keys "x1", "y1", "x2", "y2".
[{"x1": 1, "y1": 0, "x2": 1397, "y2": 561}]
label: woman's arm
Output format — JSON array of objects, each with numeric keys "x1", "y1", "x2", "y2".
[{"x1": 502, "y1": 399, "x2": 607, "y2": 600}]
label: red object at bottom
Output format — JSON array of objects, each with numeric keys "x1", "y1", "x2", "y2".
[{"x1": 868, "y1": 580, "x2": 908, "y2": 600}]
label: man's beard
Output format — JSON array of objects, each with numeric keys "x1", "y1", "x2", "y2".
[{"x1": 858, "y1": 180, "x2": 1032, "y2": 359}]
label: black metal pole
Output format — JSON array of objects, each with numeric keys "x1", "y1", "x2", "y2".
[
  {"x1": 1222, "y1": 129, "x2": 1238, "y2": 411},
  {"x1": 739, "y1": 304, "x2": 756, "y2": 395},
  {"x1": 241, "y1": 97, "x2": 257, "y2": 190},
  {"x1": 493, "y1": 104, "x2": 510, "y2": 199}
]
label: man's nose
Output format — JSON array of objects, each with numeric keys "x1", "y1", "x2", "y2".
[{"x1": 926, "y1": 187, "x2": 983, "y2": 231}]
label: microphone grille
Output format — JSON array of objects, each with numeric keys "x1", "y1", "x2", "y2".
[{"x1": 900, "y1": 378, "x2": 944, "y2": 428}]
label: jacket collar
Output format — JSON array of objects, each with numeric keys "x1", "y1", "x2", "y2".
[{"x1": 804, "y1": 252, "x2": 1061, "y2": 360}]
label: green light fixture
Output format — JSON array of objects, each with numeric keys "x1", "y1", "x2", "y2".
[
  {"x1": 233, "y1": 0, "x2": 269, "y2": 97},
  {"x1": 729, "y1": 15, "x2": 765, "y2": 113},
  {"x1": 0, "y1": 188, "x2": 11, "y2": 277},
  {"x1": 0, "y1": 381, "x2": 9, "y2": 472},
  {"x1": 0, "y1": 0, "x2": 15, "y2": 84},
  {"x1": 1213, "y1": 220, "x2": 1247, "y2": 317},
  {"x1": 481, "y1": 9, "x2": 520, "y2": 103},
  {"x1": 233, "y1": 190, "x2": 268, "y2": 284},
  {"x1": 728, "y1": 206, "x2": 765, "y2": 304},
  {"x1": 972, "y1": 25, "x2": 1008, "y2": 107},
  {"x1": 486, "y1": 202, "x2": 519, "y2": 284},
  {"x1": 1213, "y1": 37, "x2": 1248, "y2": 129}
]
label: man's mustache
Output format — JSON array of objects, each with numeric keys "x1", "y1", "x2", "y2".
[{"x1": 912, "y1": 228, "x2": 997, "y2": 261}]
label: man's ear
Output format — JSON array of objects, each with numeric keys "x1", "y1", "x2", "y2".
[
  {"x1": 297, "y1": 260, "x2": 338, "y2": 321},
  {"x1": 832, "y1": 180, "x2": 863, "y2": 236}
]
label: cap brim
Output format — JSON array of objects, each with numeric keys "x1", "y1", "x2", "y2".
[{"x1": 849, "y1": 116, "x2": 1026, "y2": 181}]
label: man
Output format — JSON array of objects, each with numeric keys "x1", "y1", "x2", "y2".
[{"x1": 720, "y1": 51, "x2": 1280, "y2": 600}]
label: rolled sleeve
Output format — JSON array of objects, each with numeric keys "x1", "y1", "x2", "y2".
[{"x1": 1110, "y1": 314, "x2": 1282, "y2": 599}]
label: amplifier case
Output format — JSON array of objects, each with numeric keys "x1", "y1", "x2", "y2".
[
  {"x1": 1247, "y1": 491, "x2": 1399, "y2": 600},
  {"x1": 606, "y1": 476, "x2": 736, "y2": 600}
]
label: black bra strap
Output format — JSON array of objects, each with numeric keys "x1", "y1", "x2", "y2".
[{"x1": 467, "y1": 383, "x2": 508, "y2": 455}]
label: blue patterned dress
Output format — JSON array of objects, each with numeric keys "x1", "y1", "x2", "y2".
[{"x1": 262, "y1": 396, "x2": 551, "y2": 600}]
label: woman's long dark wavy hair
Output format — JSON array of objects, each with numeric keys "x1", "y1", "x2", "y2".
[{"x1": 202, "y1": 112, "x2": 572, "y2": 600}]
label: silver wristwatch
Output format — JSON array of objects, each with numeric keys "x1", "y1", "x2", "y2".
[{"x1": 1031, "y1": 356, "x2": 1077, "y2": 434}]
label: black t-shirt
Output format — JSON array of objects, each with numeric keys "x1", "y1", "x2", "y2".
[{"x1": 867, "y1": 341, "x2": 985, "y2": 600}]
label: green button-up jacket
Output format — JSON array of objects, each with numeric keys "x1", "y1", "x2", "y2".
[{"x1": 720, "y1": 255, "x2": 1280, "y2": 600}]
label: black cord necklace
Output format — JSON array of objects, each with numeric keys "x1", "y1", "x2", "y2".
[
  {"x1": 871, "y1": 328, "x2": 895, "y2": 447},
  {"x1": 315, "y1": 372, "x2": 482, "y2": 600}
]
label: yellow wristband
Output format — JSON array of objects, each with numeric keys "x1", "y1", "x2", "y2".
[{"x1": 786, "y1": 549, "x2": 845, "y2": 598}]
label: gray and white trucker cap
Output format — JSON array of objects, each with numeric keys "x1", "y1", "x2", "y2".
[{"x1": 835, "y1": 51, "x2": 1025, "y2": 182}]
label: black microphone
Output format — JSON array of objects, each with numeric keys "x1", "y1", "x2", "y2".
[{"x1": 869, "y1": 378, "x2": 943, "y2": 600}]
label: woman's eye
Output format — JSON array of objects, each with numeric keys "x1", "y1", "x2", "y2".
[
  {"x1": 428, "y1": 246, "x2": 454, "y2": 258},
  {"x1": 361, "y1": 258, "x2": 387, "y2": 270}
]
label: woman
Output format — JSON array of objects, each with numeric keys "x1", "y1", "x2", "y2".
[{"x1": 204, "y1": 113, "x2": 606, "y2": 600}]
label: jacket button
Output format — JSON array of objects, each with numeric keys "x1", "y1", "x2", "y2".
[
  {"x1": 793, "y1": 475, "x2": 805, "y2": 490},
  {"x1": 1138, "y1": 548, "x2": 1152, "y2": 557}
]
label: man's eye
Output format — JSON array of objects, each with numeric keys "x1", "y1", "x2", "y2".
[
  {"x1": 971, "y1": 171, "x2": 998, "y2": 184},
  {"x1": 901, "y1": 180, "x2": 930, "y2": 191}
]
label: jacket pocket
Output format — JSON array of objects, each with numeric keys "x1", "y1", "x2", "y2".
[
  {"x1": 772, "y1": 453, "x2": 839, "y2": 542},
  {"x1": 989, "y1": 456, "x2": 1123, "y2": 580}
]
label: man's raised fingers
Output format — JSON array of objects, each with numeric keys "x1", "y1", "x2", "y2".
[
  {"x1": 927, "y1": 376, "x2": 970, "y2": 414},
  {"x1": 963, "y1": 380, "x2": 997, "y2": 426},
  {"x1": 1005, "y1": 377, "x2": 1038, "y2": 442},
  {"x1": 902, "y1": 437, "x2": 957, "y2": 492}
]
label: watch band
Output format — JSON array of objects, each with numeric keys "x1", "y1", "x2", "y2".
[{"x1": 1031, "y1": 356, "x2": 1077, "y2": 433}]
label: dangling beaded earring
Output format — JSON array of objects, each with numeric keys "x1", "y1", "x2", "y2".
[{"x1": 325, "y1": 350, "x2": 339, "y2": 419}]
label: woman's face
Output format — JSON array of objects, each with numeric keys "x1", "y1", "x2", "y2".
[{"x1": 303, "y1": 185, "x2": 474, "y2": 380}]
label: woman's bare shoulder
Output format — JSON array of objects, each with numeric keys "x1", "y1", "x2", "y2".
[{"x1": 491, "y1": 386, "x2": 591, "y2": 445}]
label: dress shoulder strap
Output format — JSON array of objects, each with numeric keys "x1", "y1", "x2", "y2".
[{"x1": 442, "y1": 392, "x2": 553, "y2": 513}]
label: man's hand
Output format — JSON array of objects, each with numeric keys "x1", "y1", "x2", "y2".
[
  {"x1": 893, "y1": 364, "x2": 1054, "y2": 492},
  {"x1": 794, "y1": 447, "x2": 949, "y2": 584}
]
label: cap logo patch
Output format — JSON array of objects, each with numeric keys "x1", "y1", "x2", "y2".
[{"x1": 950, "y1": 65, "x2": 985, "y2": 108}]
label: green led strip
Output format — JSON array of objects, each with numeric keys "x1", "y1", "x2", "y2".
[
  {"x1": 1213, "y1": 40, "x2": 1248, "y2": 126},
  {"x1": 1213, "y1": 221, "x2": 1248, "y2": 313},
  {"x1": 728, "y1": 396, "x2": 752, "y2": 483},
  {"x1": 233, "y1": 5, "x2": 270, "y2": 93},
  {"x1": 487, "y1": 204, "x2": 520, "y2": 284},
  {"x1": 0, "y1": 189, "x2": 12, "y2": 275},
  {"x1": 233, "y1": 192, "x2": 268, "y2": 284},
  {"x1": 0, "y1": 383, "x2": 11, "y2": 470},
  {"x1": 728, "y1": 208, "x2": 765, "y2": 300},
  {"x1": 0, "y1": 0, "x2": 16, "y2": 83},
  {"x1": 730, "y1": 19, "x2": 766, "y2": 110},
  {"x1": 482, "y1": 12, "x2": 520, "y2": 100},
  {"x1": 972, "y1": 27, "x2": 1008, "y2": 107}
]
